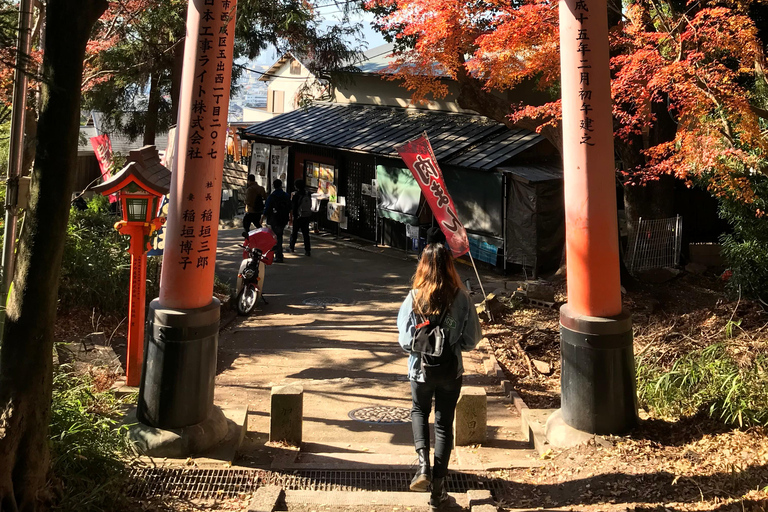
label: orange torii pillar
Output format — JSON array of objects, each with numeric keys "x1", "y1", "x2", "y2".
[
  {"x1": 548, "y1": 0, "x2": 637, "y2": 439},
  {"x1": 137, "y1": 0, "x2": 237, "y2": 429}
]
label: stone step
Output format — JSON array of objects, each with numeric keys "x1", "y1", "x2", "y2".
[{"x1": 283, "y1": 490, "x2": 468, "y2": 509}]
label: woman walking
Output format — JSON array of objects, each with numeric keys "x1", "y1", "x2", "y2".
[{"x1": 397, "y1": 228, "x2": 482, "y2": 510}]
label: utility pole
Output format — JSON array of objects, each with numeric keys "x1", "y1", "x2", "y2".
[{"x1": 1, "y1": 0, "x2": 34, "y2": 331}]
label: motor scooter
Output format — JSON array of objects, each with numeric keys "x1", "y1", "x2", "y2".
[{"x1": 236, "y1": 227, "x2": 276, "y2": 315}]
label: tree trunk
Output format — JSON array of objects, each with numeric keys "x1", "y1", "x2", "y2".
[
  {"x1": 170, "y1": 36, "x2": 185, "y2": 125},
  {"x1": 0, "y1": 0, "x2": 107, "y2": 510},
  {"x1": 143, "y1": 71, "x2": 161, "y2": 146}
]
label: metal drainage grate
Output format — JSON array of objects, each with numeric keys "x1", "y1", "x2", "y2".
[
  {"x1": 128, "y1": 468, "x2": 507, "y2": 499},
  {"x1": 348, "y1": 406, "x2": 411, "y2": 424},
  {"x1": 127, "y1": 467, "x2": 262, "y2": 500},
  {"x1": 302, "y1": 296, "x2": 343, "y2": 307}
]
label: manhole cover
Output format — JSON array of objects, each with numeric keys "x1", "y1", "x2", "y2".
[
  {"x1": 302, "y1": 296, "x2": 343, "y2": 307},
  {"x1": 348, "y1": 406, "x2": 411, "y2": 424}
]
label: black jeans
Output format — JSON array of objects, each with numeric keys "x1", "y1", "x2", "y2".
[
  {"x1": 290, "y1": 217, "x2": 311, "y2": 254},
  {"x1": 410, "y1": 376, "x2": 462, "y2": 477},
  {"x1": 272, "y1": 224, "x2": 285, "y2": 259},
  {"x1": 243, "y1": 211, "x2": 262, "y2": 232}
]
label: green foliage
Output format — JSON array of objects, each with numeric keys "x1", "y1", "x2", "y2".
[
  {"x1": 718, "y1": 172, "x2": 768, "y2": 302},
  {"x1": 50, "y1": 362, "x2": 135, "y2": 512},
  {"x1": 59, "y1": 196, "x2": 130, "y2": 314},
  {"x1": 637, "y1": 343, "x2": 768, "y2": 427}
]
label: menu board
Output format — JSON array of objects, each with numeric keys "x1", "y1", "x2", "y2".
[{"x1": 306, "y1": 161, "x2": 336, "y2": 188}]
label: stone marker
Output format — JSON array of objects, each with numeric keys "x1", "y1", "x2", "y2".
[
  {"x1": 454, "y1": 386, "x2": 486, "y2": 446},
  {"x1": 270, "y1": 384, "x2": 303, "y2": 445}
]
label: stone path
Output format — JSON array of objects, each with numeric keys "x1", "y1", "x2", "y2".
[{"x1": 208, "y1": 227, "x2": 539, "y2": 509}]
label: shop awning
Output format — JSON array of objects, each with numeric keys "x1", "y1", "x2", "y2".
[{"x1": 241, "y1": 104, "x2": 545, "y2": 171}]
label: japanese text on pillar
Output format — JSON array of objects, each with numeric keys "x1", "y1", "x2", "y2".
[
  {"x1": 179, "y1": 0, "x2": 232, "y2": 271},
  {"x1": 575, "y1": 0, "x2": 595, "y2": 147}
]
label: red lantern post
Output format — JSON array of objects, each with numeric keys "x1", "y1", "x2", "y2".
[{"x1": 92, "y1": 146, "x2": 170, "y2": 386}]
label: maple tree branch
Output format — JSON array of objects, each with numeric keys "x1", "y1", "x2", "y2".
[{"x1": 749, "y1": 105, "x2": 768, "y2": 121}]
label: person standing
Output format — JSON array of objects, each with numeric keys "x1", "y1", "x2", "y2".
[
  {"x1": 289, "y1": 179, "x2": 312, "y2": 256},
  {"x1": 261, "y1": 179, "x2": 291, "y2": 263},
  {"x1": 243, "y1": 174, "x2": 267, "y2": 233},
  {"x1": 397, "y1": 228, "x2": 482, "y2": 510}
]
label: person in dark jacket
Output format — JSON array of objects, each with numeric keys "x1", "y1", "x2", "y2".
[
  {"x1": 261, "y1": 179, "x2": 291, "y2": 263},
  {"x1": 397, "y1": 227, "x2": 482, "y2": 509},
  {"x1": 243, "y1": 174, "x2": 267, "y2": 233},
  {"x1": 289, "y1": 179, "x2": 312, "y2": 256}
]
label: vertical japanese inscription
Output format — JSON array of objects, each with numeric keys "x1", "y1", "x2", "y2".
[
  {"x1": 575, "y1": 0, "x2": 595, "y2": 146},
  {"x1": 177, "y1": 0, "x2": 234, "y2": 272}
]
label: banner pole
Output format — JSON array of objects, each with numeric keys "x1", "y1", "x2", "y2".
[{"x1": 465, "y1": 249, "x2": 492, "y2": 321}]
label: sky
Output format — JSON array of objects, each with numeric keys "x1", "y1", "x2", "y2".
[{"x1": 250, "y1": 8, "x2": 388, "y2": 69}]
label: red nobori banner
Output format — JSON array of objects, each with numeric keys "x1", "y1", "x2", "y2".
[
  {"x1": 395, "y1": 133, "x2": 469, "y2": 258},
  {"x1": 90, "y1": 134, "x2": 116, "y2": 203}
]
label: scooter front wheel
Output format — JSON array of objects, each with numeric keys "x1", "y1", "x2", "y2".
[{"x1": 236, "y1": 284, "x2": 259, "y2": 315}]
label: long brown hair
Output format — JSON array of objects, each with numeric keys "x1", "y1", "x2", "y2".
[{"x1": 412, "y1": 243, "x2": 464, "y2": 317}]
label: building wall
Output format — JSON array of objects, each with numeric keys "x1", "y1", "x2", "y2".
[
  {"x1": 333, "y1": 75, "x2": 473, "y2": 113},
  {"x1": 265, "y1": 58, "x2": 326, "y2": 114}
]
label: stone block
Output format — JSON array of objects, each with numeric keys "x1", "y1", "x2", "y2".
[
  {"x1": 525, "y1": 281, "x2": 555, "y2": 302},
  {"x1": 453, "y1": 386, "x2": 486, "y2": 446},
  {"x1": 247, "y1": 485, "x2": 284, "y2": 512},
  {"x1": 500, "y1": 380, "x2": 513, "y2": 398},
  {"x1": 270, "y1": 385, "x2": 303, "y2": 445}
]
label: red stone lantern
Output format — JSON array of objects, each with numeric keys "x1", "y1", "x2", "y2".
[{"x1": 92, "y1": 146, "x2": 170, "y2": 387}]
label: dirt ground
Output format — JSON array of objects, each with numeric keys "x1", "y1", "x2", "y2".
[
  {"x1": 56, "y1": 271, "x2": 768, "y2": 511},
  {"x1": 484, "y1": 271, "x2": 768, "y2": 512}
]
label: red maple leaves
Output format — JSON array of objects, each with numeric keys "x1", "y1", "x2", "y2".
[{"x1": 368, "y1": 0, "x2": 767, "y2": 202}]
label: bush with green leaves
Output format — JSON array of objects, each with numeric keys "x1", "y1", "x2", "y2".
[
  {"x1": 59, "y1": 196, "x2": 130, "y2": 314},
  {"x1": 718, "y1": 173, "x2": 768, "y2": 302},
  {"x1": 637, "y1": 342, "x2": 768, "y2": 427},
  {"x1": 50, "y1": 362, "x2": 135, "y2": 511}
]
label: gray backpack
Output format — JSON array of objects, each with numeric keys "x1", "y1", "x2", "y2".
[{"x1": 298, "y1": 193, "x2": 313, "y2": 218}]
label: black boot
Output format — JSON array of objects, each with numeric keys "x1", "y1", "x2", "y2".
[
  {"x1": 409, "y1": 448, "x2": 431, "y2": 492},
  {"x1": 429, "y1": 477, "x2": 449, "y2": 510}
]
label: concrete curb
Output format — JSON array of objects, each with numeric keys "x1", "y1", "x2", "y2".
[
  {"x1": 510, "y1": 391, "x2": 552, "y2": 456},
  {"x1": 468, "y1": 489, "x2": 498, "y2": 512}
]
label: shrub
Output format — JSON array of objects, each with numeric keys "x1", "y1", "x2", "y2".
[
  {"x1": 637, "y1": 343, "x2": 768, "y2": 427},
  {"x1": 718, "y1": 173, "x2": 768, "y2": 302},
  {"x1": 50, "y1": 362, "x2": 135, "y2": 511},
  {"x1": 59, "y1": 196, "x2": 130, "y2": 314}
]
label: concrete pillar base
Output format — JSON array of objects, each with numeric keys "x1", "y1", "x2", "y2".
[
  {"x1": 128, "y1": 405, "x2": 229, "y2": 458},
  {"x1": 544, "y1": 408, "x2": 597, "y2": 448},
  {"x1": 138, "y1": 298, "x2": 220, "y2": 429},
  {"x1": 559, "y1": 304, "x2": 638, "y2": 434}
]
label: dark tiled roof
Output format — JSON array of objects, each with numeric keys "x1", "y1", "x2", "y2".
[
  {"x1": 223, "y1": 161, "x2": 248, "y2": 189},
  {"x1": 78, "y1": 127, "x2": 170, "y2": 157},
  {"x1": 497, "y1": 164, "x2": 563, "y2": 183},
  {"x1": 241, "y1": 104, "x2": 545, "y2": 171},
  {"x1": 92, "y1": 145, "x2": 170, "y2": 195}
]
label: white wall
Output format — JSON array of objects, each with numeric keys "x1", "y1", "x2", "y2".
[
  {"x1": 266, "y1": 59, "x2": 325, "y2": 113},
  {"x1": 332, "y1": 74, "x2": 472, "y2": 113}
]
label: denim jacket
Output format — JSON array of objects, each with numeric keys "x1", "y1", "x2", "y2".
[{"x1": 397, "y1": 288, "x2": 483, "y2": 382}]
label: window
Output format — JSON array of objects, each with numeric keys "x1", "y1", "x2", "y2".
[
  {"x1": 305, "y1": 161, "x2": 337, "y2": 202},
  {"x1": 290, "y1": 60, "x2": 301, "y2": 75},
  {"x1": 271, "y1": 90, "x2": 284, "y2": 113}
]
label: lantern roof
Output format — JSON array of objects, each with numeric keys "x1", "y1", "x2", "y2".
[{"x1": 91, "y1": 145, "x2": 171, "y2": 196}]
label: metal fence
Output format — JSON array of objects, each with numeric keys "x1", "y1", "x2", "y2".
[{"x1": 626, "y1": 215, "x2": 683, "y2": 273}]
